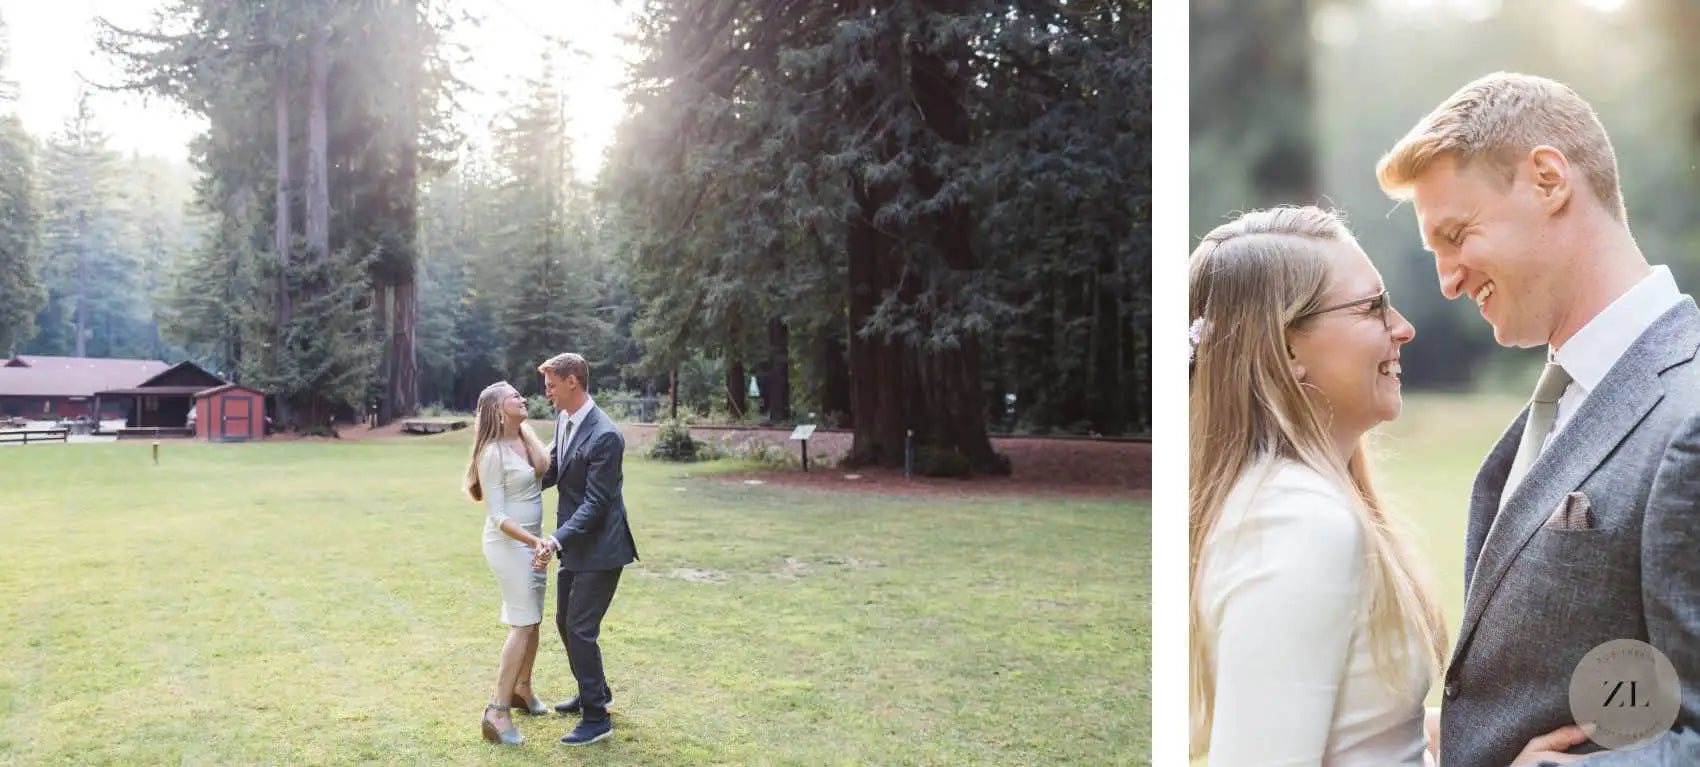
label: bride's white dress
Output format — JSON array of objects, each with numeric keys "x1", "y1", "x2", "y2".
[
  {"x1": 1197, "y1": 456, "x2": 1432, "y2": 766},
  {"x1": 478, "y1": 441, "x2": 548, "y2": 626}
]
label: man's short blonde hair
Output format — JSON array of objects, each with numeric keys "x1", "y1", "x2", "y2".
[
  {"x1": 1376, "y1": 72, "x2": 1625, "y2": 222},
  {"x1": 537, "y1": 353, "x2": 589, "y2": 389}
]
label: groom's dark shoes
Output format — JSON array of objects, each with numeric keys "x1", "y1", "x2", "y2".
[
  {"x1": 561, "y1": 718, "x2": 613, "y2": 746},
  {"x1": 554, "y1": 687, "x2": 612, "y2": 714}
]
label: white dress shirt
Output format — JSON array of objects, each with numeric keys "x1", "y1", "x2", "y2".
[
  {"x1": 555, "y1": 396, "x2": 596, "y2": 466},
  {"x1": 1197, "y1": 456, "x2": 1431, "y2": 766},
  {"x1": 1547, "y1": 266, "x2": 1682, "y2": 445}
]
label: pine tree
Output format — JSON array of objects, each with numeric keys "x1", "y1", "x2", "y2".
[
  {"x1": 100, "y1": 0, "x2": 461, "y2": 425},
  {"x1": 29, "y1": 92, "x2": 145, "y2": 359},
  {"x1": 0, "y1": 9, "x2": 42, "y2": 354},
  {"x1": 0, "y1": 113, "x2": 38, "y2": 355},
  {"x1": 605, "y1": 0, "x2": 1150, "y2": 467},
  {"x1": 489, "y1": 55, "x2": 606, "y2": 391}
]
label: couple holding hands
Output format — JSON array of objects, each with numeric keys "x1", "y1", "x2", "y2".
[
  {"x1": 465, "y1": 352, "x2": 639, "y2": 748},
  {"x1": 1191, "y1": 73, "x2": 1700, "y2": 765}
]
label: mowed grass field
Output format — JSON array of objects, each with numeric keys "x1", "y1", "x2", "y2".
[
  {"x1": 0, "y1": 428, "x2": 1149, "y2": 765},
  {"x1": 1374, "y1": 392, "x2": 1528, "y2": 706}
]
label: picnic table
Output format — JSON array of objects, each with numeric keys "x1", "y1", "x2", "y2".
[{"x1": 401, "y1": 418, "x2": 469, "y2": 435}]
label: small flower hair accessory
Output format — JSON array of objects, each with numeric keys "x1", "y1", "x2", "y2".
[{"x1": 1188, "y1": 317, "x2": 1208, "y2": 364}]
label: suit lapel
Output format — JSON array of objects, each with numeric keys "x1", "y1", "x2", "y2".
[
  {"x1": 1463, "y1": 413, "x2": 1522, "y2": 592},
  {"x1": 555, "y1": 412, "x2": 569, "y2": 469},
  {"x1": 1452, "y1": 301, "x2": 1700, "y2": 666},
  {"x1": 562, "y1": 406, "x2": 599, "y2": 468}
]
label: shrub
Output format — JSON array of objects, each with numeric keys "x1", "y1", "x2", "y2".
[
  {"x1": 295, "y1": 423, "x2": 340, "y2": 439},
  {"x1": 716, "y1": 435, "x2": 795, "y2": 467},
  {"x1": 526, "y1": 395, "x2": 555, "y2": 421},
  {"x1": 649, "y1": 419, "x2": 701, "y2": 462}
]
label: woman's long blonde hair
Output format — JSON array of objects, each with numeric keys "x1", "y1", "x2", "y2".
[
  {"x1": 1188, "y1": 207, "x2": 1446, "y2": 756},
  {"x1": 465, "y1": 381, "x2": 549, "y2": 502}
]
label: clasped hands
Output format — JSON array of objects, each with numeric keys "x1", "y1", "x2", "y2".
[
  {"x1": 1425, "y1": 706, "x2": 1591, "y2": 766},
  {"x1": 532, "y1": 536, "x2": 560, "y2": 571}
]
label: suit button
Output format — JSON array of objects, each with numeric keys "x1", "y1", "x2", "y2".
[{"x1": 1444, "y1": 682, "x2": 1459, "y2": 700}]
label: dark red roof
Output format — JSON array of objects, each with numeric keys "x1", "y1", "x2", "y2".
[
  {"x1": 194, "y1": 383, "x2": 265, "y2": 399},
  {"x1": 98, "y1": 386, "x2": 218, "y2": 396},
  {"x1": 0, "y1": 355, "x2": 172, "y2": 398}
]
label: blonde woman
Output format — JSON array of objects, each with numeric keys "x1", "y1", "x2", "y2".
[
  {"x1": 466, "y1": 381, "x2": 554, "y2": 746},
  {"x1": 1187, "y1": 207, "x2": 1579, "y2": 766}
]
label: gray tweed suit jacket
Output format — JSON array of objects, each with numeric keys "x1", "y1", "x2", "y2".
[{"x1": 1441, "y1": 299, "x2": 1700, "y2": 766}]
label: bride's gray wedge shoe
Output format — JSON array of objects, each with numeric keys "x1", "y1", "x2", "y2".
[
  {"x1": 481, "y1": 704, "x2": 525, "y2": 746},
  {"x1": 510, "y1": 692, "x2": 551, "y2": 716}
]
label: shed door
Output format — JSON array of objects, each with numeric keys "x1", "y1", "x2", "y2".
[{"x1": 219, "y1": 395, "x2": 253, "y2": 442}]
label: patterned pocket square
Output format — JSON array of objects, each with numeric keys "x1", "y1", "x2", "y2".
[{"x1": 1543, "y1": 491, "x2": 1594, "y2": 531}]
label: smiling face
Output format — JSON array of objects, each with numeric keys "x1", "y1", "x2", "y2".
[
  {"x1": 542, "y1": 371, "x2": 575, "y2": 412},
  {"x1": 1410, "y1": 154, "x2": 1572, "y2": 349},
  {"x1": 1286, "y1": 237, "x2": 1416, "y2": 439},
  {"x1": 499, "y1": 386, "x2": 526, "y2": 420}
]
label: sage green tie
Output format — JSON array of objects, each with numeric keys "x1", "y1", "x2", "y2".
[{"x1": 1503, "y1": 361, "x2": 1573, "y2": 501}]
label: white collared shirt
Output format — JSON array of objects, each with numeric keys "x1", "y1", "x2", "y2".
[
  {"x1": 555, "y1": 396, "x2": 596, "y2": 465},
  {"x1": 1547, "y1": 265, "x2": 1682, "y2": 444}
]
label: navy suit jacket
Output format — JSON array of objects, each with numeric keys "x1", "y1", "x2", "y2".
[{"x1": 543, "y1": 404, "x2": 638, "y2": 571}]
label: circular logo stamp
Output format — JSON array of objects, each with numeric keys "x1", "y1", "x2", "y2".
[{"x1": 1569, "y1": 639, "x2": 1681, "y2": 751}]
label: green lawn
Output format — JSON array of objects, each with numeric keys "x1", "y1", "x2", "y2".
[
  {"x1": 0, "y1": 432, "x2": 1149, "y2": 765},
  {"x1": 1374, "y1": 392, "x2": 1527, "y2": 706}
]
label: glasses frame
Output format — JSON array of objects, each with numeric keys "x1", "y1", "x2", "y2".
[{"x1": 1294, "y1": 289, "x2": 1392, "y2": 330}]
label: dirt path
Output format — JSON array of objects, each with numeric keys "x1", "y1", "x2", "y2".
[
  {"x1": 621, "y1": 424, "x2": 1150, "y2": 501},
  {"x1": 317, "y1": 419, "x2": 1149, "y2": 501}
]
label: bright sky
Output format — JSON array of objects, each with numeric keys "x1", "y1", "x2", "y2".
[{"x1": 0, "y1": 0, "x2": 636, "y2": 180}]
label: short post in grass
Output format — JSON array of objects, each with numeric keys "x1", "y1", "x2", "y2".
[
  {"x1": 905, "y1": 429, "x2": 914, "y2": 480},
  {"x1": 789, "y1": 423, "x2": 817, "y2": 472},
  {"x1": 152, "y1": 441, "x2": 159, "y2": 465}
]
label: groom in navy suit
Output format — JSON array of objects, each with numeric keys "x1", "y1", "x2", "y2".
[{"x1": 532, "y1": 352, "x2": 639, "y2": 747}]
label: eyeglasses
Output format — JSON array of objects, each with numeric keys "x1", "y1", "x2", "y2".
[{"x1": 1295, "y1": 289, "x2": 1392, "y2": 330}]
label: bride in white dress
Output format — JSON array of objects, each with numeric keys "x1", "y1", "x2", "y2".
[
  {"x1": 465, "y1": 381, "x2": 554, "y2": 746},
  {"x1": 1187, "y1": 208, "x2": 1583, "y2": 766}
]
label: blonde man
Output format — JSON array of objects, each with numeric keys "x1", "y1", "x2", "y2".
[
  {"x1": 1379, "y1": 72, "x2": 1700, "y2": 765},
  {"x1": 532, "y1": 352, "x2": 638, "y2": 747}
]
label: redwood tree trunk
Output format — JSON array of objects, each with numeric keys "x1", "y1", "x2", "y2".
[
  {"x1": 305, "y1": 28, "x2": 331, "y2": 265},
  {"x1": 818, "y1": 324, "x2": 851, "y2": 425},
  {"x1": 1060, "y1": 277, "x2": 1089, "y2": 429},
  {"x1": 669, "y1": 366, "x2": 679, "y2": 420},
  {"x1": 389, "y1": 277, "x2": 419, "y2": 419},
  {"x1": 387, "y1": 0, "x2": 422, "y2": 421},
  {"x1": 843, "y1": 1, "x2": 1003, "y2": 475},
  {"x1": 908, "y1": 0, "x2": 1001, "y2": 473},
  {"x1": 1091, "y1": 259, "x2": 1124, "y2": 435},
  {"x1": 869, "y1": 221, "x2": 911, "y2": 468},
  {"x1": 372, "y1": 283, "x2": 390, "y2": 423},
  {"x1": 846, "y1": 183, "x2": 887, "y2": 466},
  {"x1": 74, "y1": 212, "x2": 87, "y2": 357},
  {"x1": 846, "y1": 22, "x2": 910, "y2": 469},
  {"x1": 766, "y1": 317, "x2": 790, "y2": 422},
  {"x1": 725, "y1": 358, "x2": 747, "y2": 419},
  {"x1": 275, "y1": 52, "x2": 293, "y2": 329}
]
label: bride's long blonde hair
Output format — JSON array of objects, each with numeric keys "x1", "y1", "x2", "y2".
[
  {"x1": 1188, "y1": 207, "x2": 1446, "y2": 757},
  {"x1": 465, "y1": 381, "x2": 549, "y2": 501}
]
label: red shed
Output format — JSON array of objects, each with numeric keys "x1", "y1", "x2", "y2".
[{"x1": 193, "y1": 384, "x2": 267, "y2": 442}]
